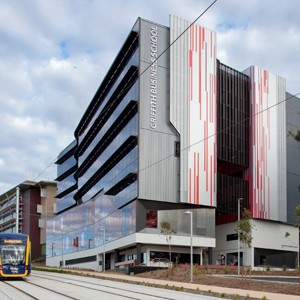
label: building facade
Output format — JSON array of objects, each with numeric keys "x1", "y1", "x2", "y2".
[
  {"x1": 286, "y1": 92, "x2": 300, "y2": 226},
  {"x1": 46, "y1": 16, "x2": 298, "y2": 270},
  {"x1": 0, "y1": 180, "x2": 56, "y2": 259}
]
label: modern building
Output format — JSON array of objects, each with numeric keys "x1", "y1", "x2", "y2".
[
  {"x1": 46, "y1": 15, "x2": 299, "y2": 271},
  {"x1": 0, "y1": 180, "x2": 57, "y2": 259}
]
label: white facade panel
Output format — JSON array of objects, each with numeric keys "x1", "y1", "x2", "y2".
[
  {"x1": 215, "y1": 220, "x2": 298, "y2": 269},
  {"x1": 244, "y1": 66, "x2": 287, "y2": 221},
  {"x1": 170, "y1": 15, "x2": 217, "y2": 206}
]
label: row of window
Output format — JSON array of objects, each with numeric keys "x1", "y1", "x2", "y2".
[{"x1": 77, "y1": 32, "x2": 139, "y2": 139}]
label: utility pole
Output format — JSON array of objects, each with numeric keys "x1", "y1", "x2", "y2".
[{"x1": 16, "y1": 187, "x2": 20, "y2": 233}]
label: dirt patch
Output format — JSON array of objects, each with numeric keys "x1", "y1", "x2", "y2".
[{"x1": 136, "y1": 267, "x2": 300, "y2": 296}]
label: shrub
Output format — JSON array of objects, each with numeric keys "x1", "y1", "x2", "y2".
[
  {"x1": 282, "y1": 265, "x2": 287, "y2": 271},
  {"x1": 193, "y1": 266, "x2": 201, "y2": 276},
  {"x1": 223, "y1": 265, "x2": 229, "y2": 274}
]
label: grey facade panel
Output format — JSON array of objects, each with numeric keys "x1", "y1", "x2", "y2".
[
  {"x1": 286, "y1": 92, "x2": 300, "y2": 225},
  {"x1": 138, "y1": 19, "x2": 179, "y2": 203},
  {"x1": 170, "y1": 16, "x2": 189, "y2": 203}
]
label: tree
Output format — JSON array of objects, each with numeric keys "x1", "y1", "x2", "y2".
[
  {"x1": 288, "y1": 129, "x2": 300, "y2": 143},
  {"x1": 236, "y1": 208, "x2": 253, "y2": 248},
  {"x1": 288, "y1": 129, "x2": 300, "y2": 194},
  {"x1": 160, "y1": 220, "x2": 176, "y2": 264},
  {"x1": 295, "y1": 204, "x2": 300, "y2": 227}
]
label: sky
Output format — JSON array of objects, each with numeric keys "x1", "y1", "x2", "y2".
[{"x1": 0, "y1": 0, "x2": 299, "y2": 193}]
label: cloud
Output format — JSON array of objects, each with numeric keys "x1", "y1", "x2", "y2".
[{"x1": 0, "y1": 0, "x2": 299, "y2": 193}]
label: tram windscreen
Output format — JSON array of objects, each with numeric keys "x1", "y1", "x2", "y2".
[{"x1": 0, "y1": 239, "x2": 26, "y2": 265}]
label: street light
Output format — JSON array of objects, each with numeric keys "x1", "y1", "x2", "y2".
[
  {"x1": 99, "y1": 228, "x2": 106, "y2": 273},
  {"x1": 237, "y1": 198, "x2": 243, "y2": 276},
  {"x1": 61, "y1": 237, "x2": 64, "y2": 267},
  {"x1": 88, "y1": 238, "x2": 93, "y2": 249},
  {"x1": 185, "y1": 210, "x2": 193, "y2": 283},
  {"x1": 52, "y1": 243, "x2": 55, "y2": 257},
  {"x1": 15, "y1": 187, "x2": 20, "y2": 233}
]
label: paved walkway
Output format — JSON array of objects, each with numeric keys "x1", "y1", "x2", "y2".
[{"x1": 52, "y1": 268, "x2": 300, "y2": 300}]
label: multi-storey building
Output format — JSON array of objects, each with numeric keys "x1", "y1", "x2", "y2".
[
  {"x1": 0, "y1": 180, "x2": 56, "y2": 259},
  {"x1": 46, "y1": 16, "x2": 299, "y2": 271}
]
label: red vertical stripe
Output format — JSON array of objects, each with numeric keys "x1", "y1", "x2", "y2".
[
  {"x1": 195, "y1": 25, "x2": 198, "y2": 53},
  {"x1": 199, "y1": 31, "x2": 202, "y2": 119},
  {"x1": 210, "y1": 31, "x2": 212, "y2": 57},
  {"x1": 268, "y1": 177, "x2": 270, "y2": 219},
  {"x1": 214, "y1": 143, "x2": 216, "y2": 175},
  {"x1": 194, "y1": 152, "x2": 196, "y2": 203},
  {"x1": 204, "y1": 121, "x2": 206, "y2": 171},
  {"x1": 205, "y1": 91, "x2": 208, "y2": 191},
  {"x1": 197, "y1": 153, "x2": 200, "y2": 204},
  {"x1": 189, "y1": 169, "x2": 191, "y2": 203},
  {"x1": 210, "y1": 156, "x2": 212, "y2": 206}
]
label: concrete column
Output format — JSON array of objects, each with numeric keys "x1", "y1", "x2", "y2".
[
  {"x1": 208, "y1": 247, "x2": 213, "y2": 265},
  {"x1": 114, "y1": 249, "x2": 120, "y2": 264},
  {"x1": 200, "y1": 249, "x2": 203, "y2": 265},
  {"x1": 136, "y1": 243, "x2": 142, "y2": 265}
]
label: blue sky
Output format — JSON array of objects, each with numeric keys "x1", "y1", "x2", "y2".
[{"x1": 0, "y1": 0, "x2": 299, "y2": 192}]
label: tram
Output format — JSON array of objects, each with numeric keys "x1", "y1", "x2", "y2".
[{"x1": 0, "y1": 233, "x2": 31, "y2": 278}]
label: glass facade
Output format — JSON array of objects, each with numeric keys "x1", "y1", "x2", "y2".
[
  {"x1": 48, "y1": 28, "x2": 140, "y2": 259},
  {"x1": 46, "y1": 193, "x2": 136, "y2": 258},
  {"x1": 57, "y1": 155, "x2": 77, "y2": 179},
  {"x1": 56, "y1": 190, "x2": 77, "y2": 213},
  {"x1": 157, "y1": 209, "x2": 215, "y2": 238},
  {"x1": 78, "y1": 115, "x2": 138, "y2": 193},
  {"x1": 57, "y1": 174, "x2": 76, "y2": 196},
  {"x1": 55, "y1": 140, "x2": 77, "y2": 213},
  {"x1": 79, "y1": 81, "x2": 138, "y2": 165}
]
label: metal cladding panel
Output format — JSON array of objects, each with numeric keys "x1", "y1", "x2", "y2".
[
  {"x1": 170, "y1": 15, "x2": 217, "y2": 207},
  {"x1": 244, "y1": 66, "x2": 287, "y2": 222},
  {"x1": 138, "y1": 19, "x2": 179, "y2": 202}
]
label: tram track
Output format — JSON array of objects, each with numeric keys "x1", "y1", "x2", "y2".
[
  {"x1": 1, "y1": 280, "x2": 40, "y2": 300},
  {"x1": 31, "y1": 271, "x2": 179, "y2": 300},
  {"x1": 1, "y1": 278, "x2": 80, "y2": 300},
  {"x1": 1, "y1": 271, "x2": 207, "y2": 300}
]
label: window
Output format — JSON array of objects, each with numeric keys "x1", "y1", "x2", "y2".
[
  {"x1": 174, "y1": 141, "x2": 180, "y2": 157},
  {"x1": 226, "y1": 233, "x2": 238, "y2": 241}
]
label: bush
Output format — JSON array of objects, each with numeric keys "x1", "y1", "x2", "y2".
[
  {"x1": 223, "y1": 265, "x2": 229, "y2": 274},
  {"x1": 193, "y1": 266, "x2": 201, "y2": 276},
  {"x1": 282, "y1": 265, "x2": 287, "y2": 271}
]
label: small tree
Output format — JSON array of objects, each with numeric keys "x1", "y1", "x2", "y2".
[
  {"x1": 235, "y1": 208, "x2": 254, "y2": 281},
  {"x1": 236, "y1": 208, "x2": 253, "y2": 248},
  {"x1": 288, "y1": 129, "x2": 300, "y2": 143},
  {"x1": 160, "y1": 220, "x2": 176, "y2": 264},
  {"x1": 295, "y1": 204, "x2": 300, "y2": 225}
]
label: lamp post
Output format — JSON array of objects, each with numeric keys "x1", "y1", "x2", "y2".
[
  {"x1": 237, "y1": 198, "x2": 243, "y2": 276},
  {"x1": 100, "y1": 229, "x2": 106, "y2": 273},
  {"x1": 52, "y1": 243, "x2": 55, "y2": 257},
  {"x1": 61, "y1": 237, "x2": 64, "y2": 267},
  {"x1": 15, "y1": 187, "x2": 20, "y2": 233},
  {"x1": 185, "y1": 210, "x2": 193, "y2": 283}
]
